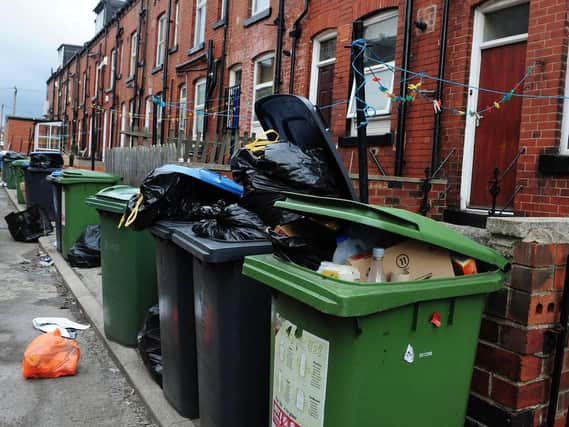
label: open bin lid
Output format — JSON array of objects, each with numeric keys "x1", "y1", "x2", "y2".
[
  {"x1": 150, "y1": 221, "x2": 272, "y2": 263},
  {"x1": 254, "y1": 95, "x2": 357, "y2": 201},
  {"x1": 275, "y1": 193, "x2": 509, "y2": 271},
  {"x1": 46, "y1": 168, "x2": 121, "y2": 185},
  {"x1": 152, "y1": 165, "x2": 243, "y2": 197},
  {"x1": 86, "y1": 185, "x2": 140, "y2": 214},
  {"x1": 12, "y1": 159, "x2": 30, "y2": 168}
]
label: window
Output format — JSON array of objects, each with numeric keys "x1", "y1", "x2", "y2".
[
  {"x1": 156, "y1": 94, "x2": 163, "y2": 142},
  {"x1": 173, "y1": 2, "x2": 180, "y2": 47},
  {"x1": 179, "y1": 85, "x2": 187, "y2": 133},
  {"x1": 145, "y1": 97, "x2": 152, "y2": 131},
  {"x1": 229, "y1": 65, "x2": 242, "y2": 87},
  {"x1": 347, "y1": 10, "x2": 398, "y2": 134},
  {"x1": 109, "y1": 49, "x2": 117, "y2": 90},
  {"x1": 310, "y1": 31, "x2": 337, "y2": 128},
  {"x1": 483, "y1": 3, "x2": 529, "y2": 43},
  {"x1": 128, "y1": 99, "x2": 135, "y2": 146},
  {"x1": 193, "y1": 79, "x2": 206, "y2": 140},
  {"x1": 82, "y1": 72, "x2": 87, "y2": 104},
  {"x1": 194, "y1": 0, "x2": 207, "y2": 47},
  {"x1": 129, "y1": 32, "x2": 138, "y2": 77},
  {"x1": 94, "y1": 63, "x2": 100, "y2": 99},
  {"x1": 95, "y1": 9, "x2": 106, "y2": 34},
  {"x1": 156, "y1": 15, "x2": 167, "y2": 66},
  {"x1": 251, "y1": 54, "x2": 274, "y2": 134},
  {"x1": 252, "y1": 0, "x2": 269, "y2": 16},
  {"x1": 120, "y1": 102, "x2": 126, "y2": 147}
]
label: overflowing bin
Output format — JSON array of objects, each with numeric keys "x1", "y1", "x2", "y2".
[
  {"x1": 242, "y1": 193, "x2": 509, "y2": 427},
  {"x1": 47, "y1": 168, "x2": 121, "y2": 258},
  {"x1": 12, "y1": 159, "x2": 30, "y2": 204},
  {"x1": 2, "y1": 152, "x2": 25, "y2": 189},
  {"x1": 86, "y1": 185, "x2": 157, "y2": 346},
  {"x1": 25, "y1": 151, "x2": 64, "y2": 221}
]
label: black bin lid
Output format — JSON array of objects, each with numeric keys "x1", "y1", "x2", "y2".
[
  {"x1": 30, "y1": 151, "x2": 64, "y2": 169},
  {"x1": 150, "y1": 221, "x2": 272, "y2": 263},
  {"x1": 255, "y1": 95, "x2": 357, "y2": 201}
]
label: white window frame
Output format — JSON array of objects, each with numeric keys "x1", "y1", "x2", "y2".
[
  {"x1": 109, "y1": 48, "x2": 117, "y2": 90},
  {"x1": 102, "y1": 110, "x2": 108, "y2": 159},
  {"x1": 309, "y1": 30, "x2": 337, "y2": 105},
  {"x1": 194, "y1": 0, "x2": 207, "y2": 48},
  {"x1": 173, "y1": 2, "x2": 180, "y2": 47},
  {"x1": 179, "y1": 85, "x2": 188, "y2": 133},
  {"x1": 251, "y1": 0, "x2": 269, "y2": 16},
  {"x1": 144, "y1": 96, "x2": 152, "y2": 131},
  {"x1": 81, "y1": 72, "x2": 87, "y2": 104},
  {"x1": 120, "y1": 102, "x2": 126, "y2": 147},
  {"x1": 347, "y1": 10, "x2": 398, "y2": 120},
  {"x1": 156, "y1": 15, "x2": 167, "y2": 67},
  {"x1": 193, "y1": 78, "x2": 207, "y2": 140},
  {"x1": 229, "y1": 65, "x2": 242, "y2": 87},
  {"x1": 93, "y1": 63, "x2": 101, "y2": 99},
  {"x1": 128, "y1": 99, "x2": 135, "y2": 147},
  {"x1": 129, "y1": 32, "x2": 138, "y2": 77},
  {"x1": 251, "y1": 54, "x2": 274, "y2": 134},
  {"x1": 156, "y1": 94, "x2": 163, "y2": 142}
]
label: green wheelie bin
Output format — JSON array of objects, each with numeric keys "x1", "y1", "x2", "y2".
[
  {"x1": 86, "y1": 185, "x2": 158, "y2": 346},
  {"x1": 3, "y1": 152, "x2": 25, "y2": 189},
  {"x1": 47, "y1": 169, "x2": 121, "y2": 258},
  {"x1": 242, "y1": 193, "x2": 509, "y2": 427},
  {"x1": 12, "y1": 159, "x2": 30, "y2": 204}
]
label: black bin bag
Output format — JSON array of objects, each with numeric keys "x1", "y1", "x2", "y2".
[
  {"x1": 124, "y1": 165, "x2": 242, "y2": 230},
  {"x1": 192, "y1": 204, "x2": 267, "y2": 241},
  {"x1": 137, "y1": 305, "x2": 162, "y2": 387},
  {"x1": 4, "y1": 205, "x2": 53, "y2": 243},
  {"x1": 68, "y1": 225, "x2": 101, "y2": 268},
  {"x1": 230, "y1": 95, "x2": 357, "y2": 227}
]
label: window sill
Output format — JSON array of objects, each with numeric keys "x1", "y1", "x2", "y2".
[
  {"x1": 338, "y1": 133, "x2": 393, "y2": 147},
  {"x1": 243, "y1": 8, "x2": 271, "y2": 28},
  {"x1": 213, "y1": 18, "x2": 226, "y2": 30},
  {"x1": 168, "y1": 45, "x2": 178, "y2": 55},
  {"x1": 125, "y1": 75, "x2": 135, "y2": 84},
  {"x1": 151, "y1": 64, "x2": 164, "y2": 75},
  {"x1": 187, "y1": 43, "x2": 205, "y2": 56},
  {"x1": 538, "y1": 153, "x2": 569, "y2": 176}
]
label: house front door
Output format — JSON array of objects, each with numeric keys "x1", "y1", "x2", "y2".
[{"x1": 468, "y1": 41, "x2": 526, "y2": 209}]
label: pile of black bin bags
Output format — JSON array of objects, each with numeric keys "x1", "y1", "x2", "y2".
[{"x1": 122, "y1": 142, "x2": 342, "y2": 241}]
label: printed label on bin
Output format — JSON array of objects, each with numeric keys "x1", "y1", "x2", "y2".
[{"x1": 272, "y1": 313, "x2": 329, "y2": 427}]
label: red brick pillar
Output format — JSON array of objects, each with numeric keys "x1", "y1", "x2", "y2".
[{"x1": 466, "y1": 218, "x2": 569, "y2": 427}]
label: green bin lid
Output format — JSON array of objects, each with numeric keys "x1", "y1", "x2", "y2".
[
  {"x1": 85, "y1": 185, "x2": 139, "y2": 214},
  {"x1": 12, "y1": 159, "x2": 30, "y2": 168},
  {"x1": 47, "y1": 168, "x2": 122, "y2": 185},
  {"x1": 274, "y1": 193, "x2": 508, "y2": 271}
]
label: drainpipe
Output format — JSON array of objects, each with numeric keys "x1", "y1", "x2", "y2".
[
  {"x1": 110, "y1": 19, "x2": 122, "y2": 148},
  {"x1": 203, "y1": 40, "x2": 216, "y2": 137},
  {"x1": 70, "y1": 58, "x2": 81, "y2": 166},
  {"x1": 289, "y1": 0, "x2": 309, "y2": 94},
  {"x1": 140, "y1": 0, "x2": 149, "y2": 142},
  {"x1": 430, "y1": 0, "x2": 449, "y2": 172},
  {"x1": 273, "y1": 0, "x2": 286, "y2": 94},
  {"x1": 160, "y1": 0, "x2": 173, "y2": 144},
  {"x1": 394, "y1": 0, "x2": 414, "y2": 176},
  {"x1": 215, "y1": 0, "x2": 230, "y2": 134},
  {"x1": 133, "y1": 0, "x2": 146, "y2": 135}
]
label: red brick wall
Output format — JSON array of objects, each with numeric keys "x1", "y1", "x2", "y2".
[
  {"x1": 45, "y1": 0, "x2": 569, "y2": 217},
  {"x1": 4, "y1": 117, "x2": 35, "y2": 154},
  {"x1": 468, "y1": 241, "x2": 569, "y2": 427}
]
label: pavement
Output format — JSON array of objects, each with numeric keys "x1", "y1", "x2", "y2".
[{"x1": 2, "y1": 186, "x2": 195, "y2": 427}]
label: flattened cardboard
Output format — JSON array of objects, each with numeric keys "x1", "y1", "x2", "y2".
[{"x1": 383, "y1": 240, "x2": 454, "y2": 281}]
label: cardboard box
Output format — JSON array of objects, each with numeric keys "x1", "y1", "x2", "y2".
[{"x1": 383, "y1": 240, "x2": 454, "y2": 281}]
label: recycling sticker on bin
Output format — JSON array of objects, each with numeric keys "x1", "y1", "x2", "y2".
[{"x1": 272, "y1": 313, "x2": 329, "y2": 427}]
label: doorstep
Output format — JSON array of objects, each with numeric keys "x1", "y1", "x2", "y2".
[{"x1": 2, "y1": 186, "x2": 196, "y2": 427}]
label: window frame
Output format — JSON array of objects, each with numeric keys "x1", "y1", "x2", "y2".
[
  {"x1": 129, "y1": 32, "x2": 138, "y2": 77},
  {"x1": 309, "y1": 30, "x2": 337, "y2": 105},
  {"x1": 120, "y1": 102, "x2": 127, "y2": 147},
  {"x1": 251, "y1": 53, "x2": 274, "y2": 134},
  {"x1": 347, "y1": 9, "x2": 398, "y2": 120},
  {"x1": 144, "y1": 97, "x2": 152, "y2": 131},
  {"x1": 193, "y1": 78, "x2": 207, "y2": 140},
  {"x1": 251, "y1": 0, "x2": 270, "y2": 16},
  {"x1": 194, "y1": 0, "x2": 207, "y2": 48},
  {"x1": 156, "y1": 15, "x2": 167, "y2": 67},
  {"x1": 109, "y1": 48, "x2": 117, "y2": 90},
  {"x1": 82, "y1": 72, "x2": 87, "y2": 104},
  {"x1": 173, "y1": 1, "x2": 180, "y2": 48},
  {"x1": 179, "y1": 84, "x2": 188, "y2": 133}
]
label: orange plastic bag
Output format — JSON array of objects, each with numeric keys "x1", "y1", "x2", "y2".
[{"x1": 22, "y1": 328, "x2": 81, "y2": 379}]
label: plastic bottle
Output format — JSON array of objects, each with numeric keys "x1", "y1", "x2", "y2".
[
  {"x1": 332, "y1": 235, "x2": 367, "y2": 264},
  {"x1": 367, "y1": 248, "x2": 386, "y2": 283}
]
